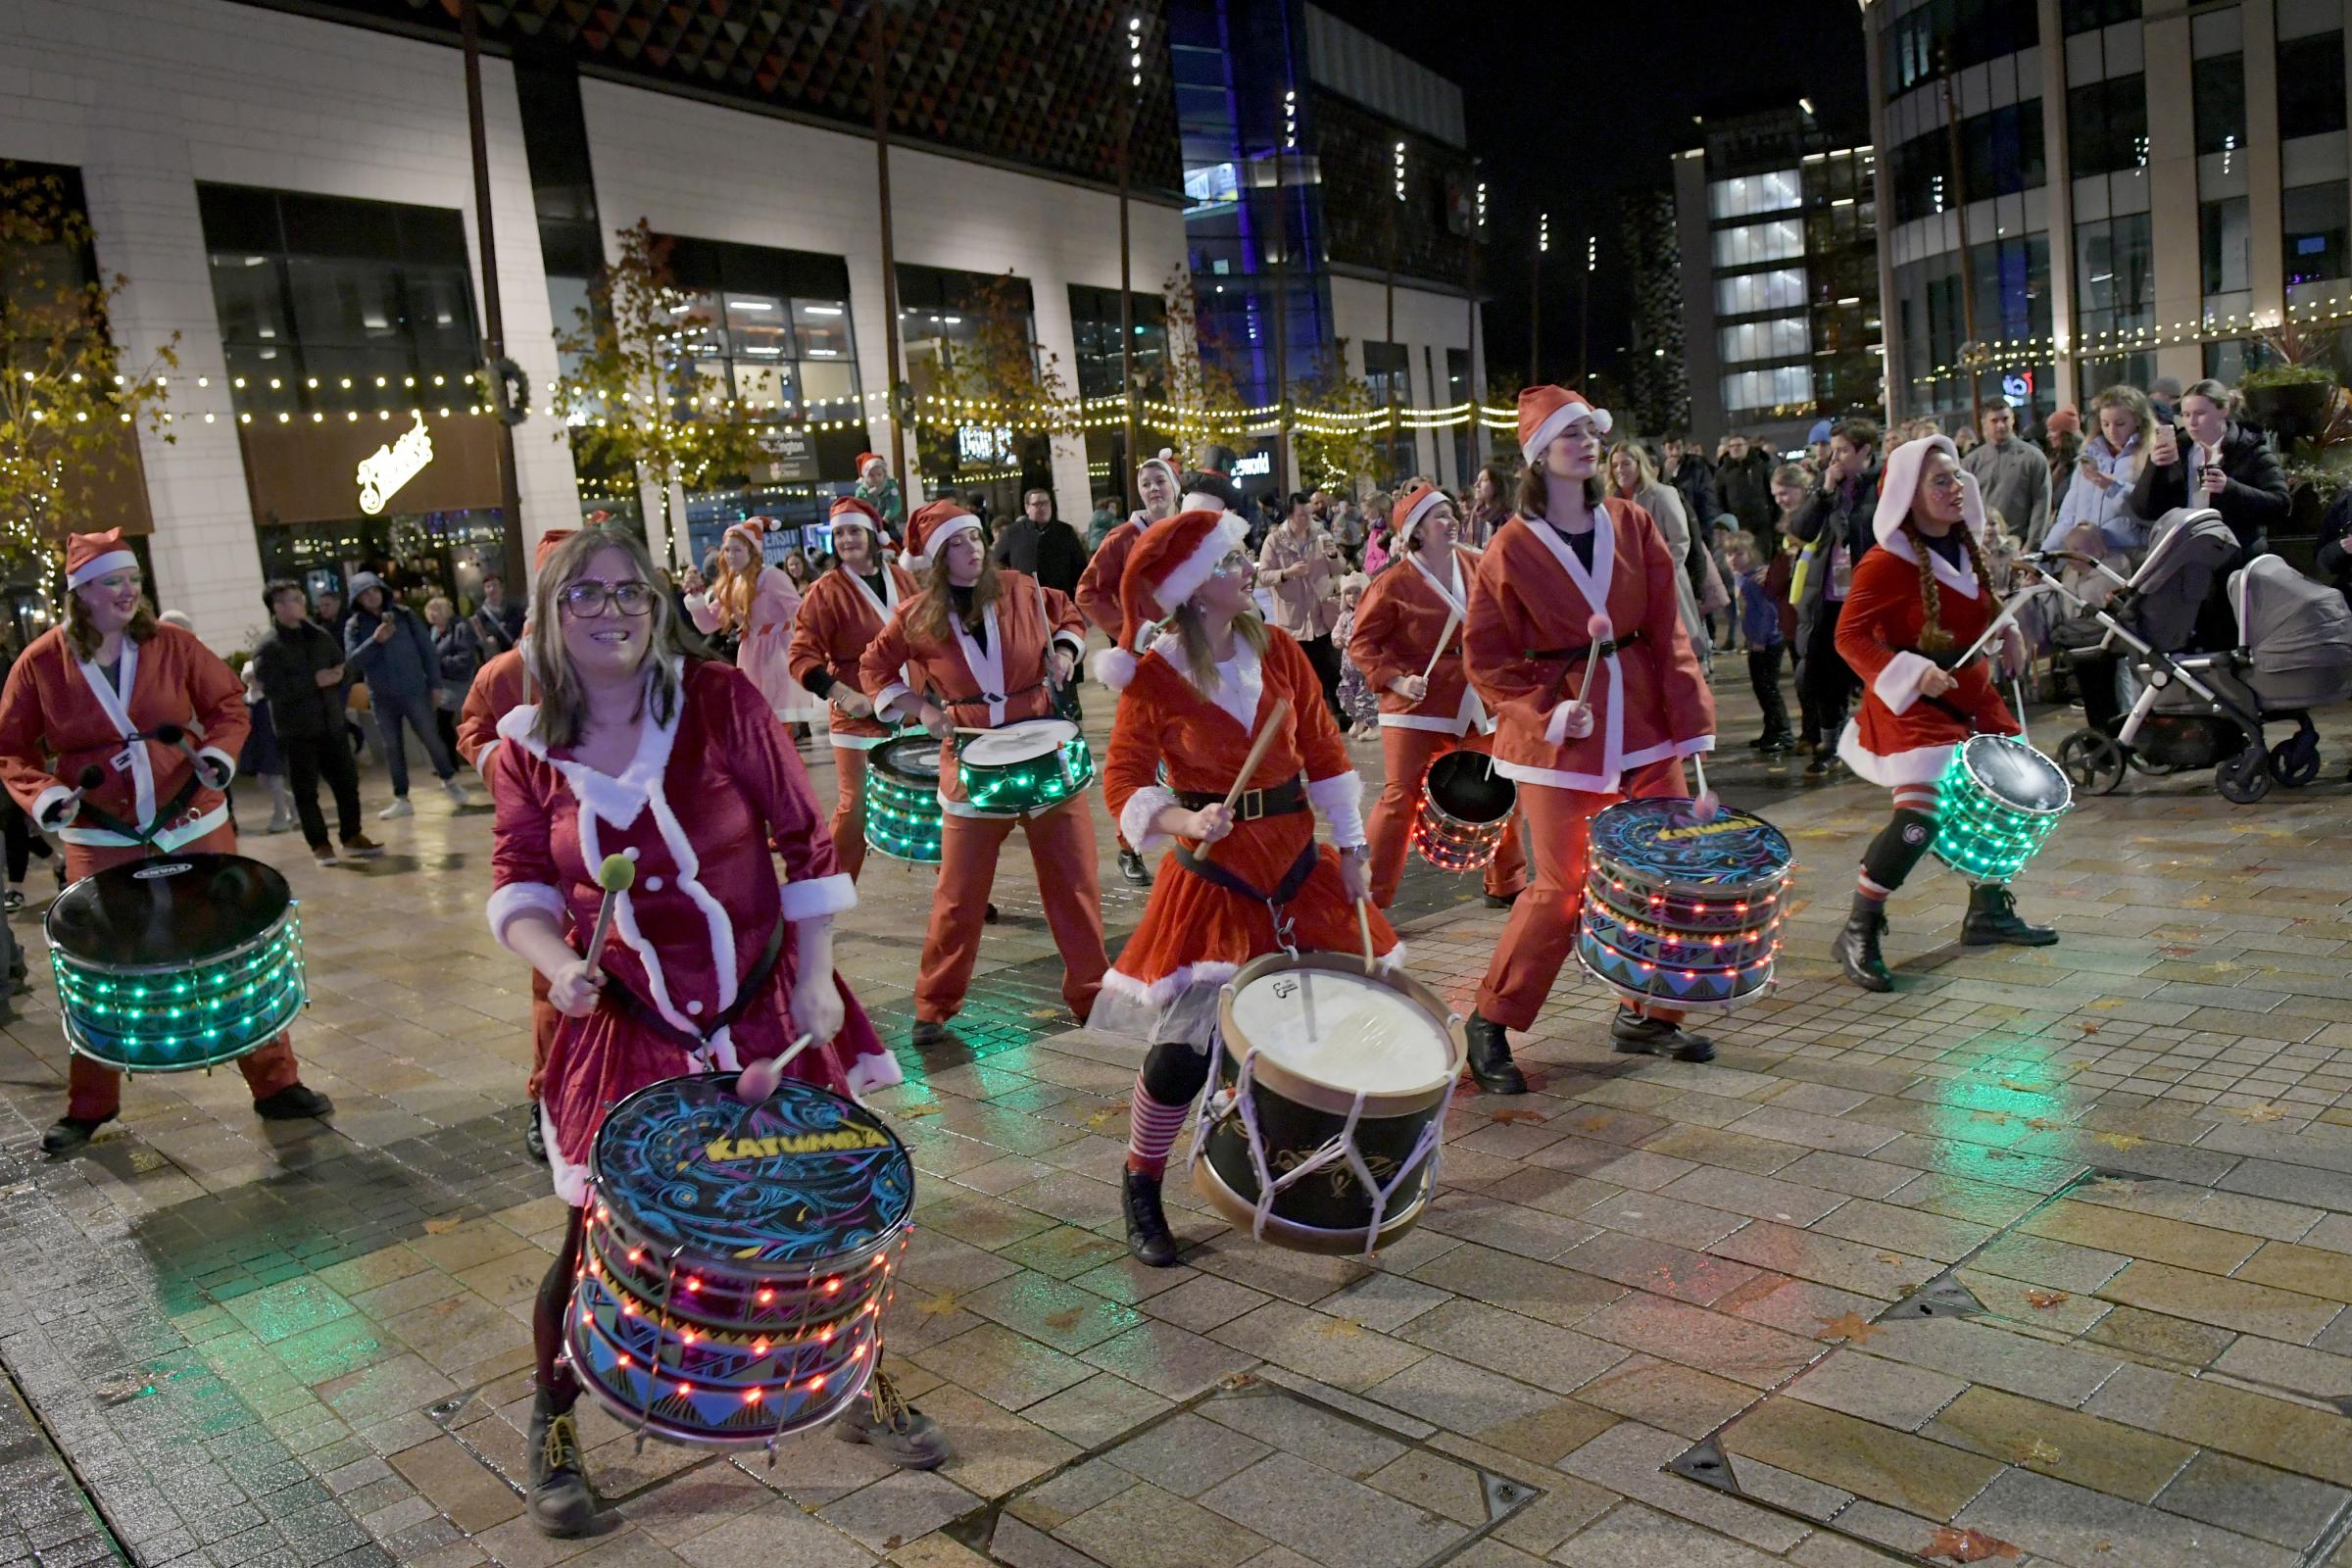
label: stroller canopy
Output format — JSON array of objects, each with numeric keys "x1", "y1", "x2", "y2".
[
  {"x1": 2127, "y1": 508, "x2": 2241, "y2": 652},
  {"x1": 2231, "y1": 554, "x2": 2352, "y2": 709}
]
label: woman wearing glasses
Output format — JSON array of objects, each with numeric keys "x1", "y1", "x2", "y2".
[
  {"x1": 1086, "y1": 508, "x2": 1396, "y2": 1268},
  {"x1": 481, "y1": 530, "x2": 935, "y2": 1537}
]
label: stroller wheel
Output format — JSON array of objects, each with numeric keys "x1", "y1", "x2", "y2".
[
  {"x1": 2058, "y1": 730, "x2": 2128, "y2": 796},
  {"x1": 2217, "y1": 746, "x2": 2273, "y2": 806},
  {"x1": 2268, "y1": 733, "x2": 2322, "y2": 788}
]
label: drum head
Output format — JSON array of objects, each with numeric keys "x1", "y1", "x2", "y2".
[
  {"x1": 1423, "y1": 751, "x2": 1515, "y2": 825},
  {"x1": 593, "y1": 1074, "x2": 913, "y2": 1270},
  {"x1": 1588, "y1": 799, "x2": 1791, "y2": 895},
  {"x1": 1959, "y1": 735, "x2": 2071, "y2": 814},
  {"x1": 960, "y1": 718, "x2": 1078, "y2": 765},
  {"x1": 1228, "y1": 966, "x2": 1451, "y2": 1096},
  {"x1": 873, "y1": 735, "x2": 944, "y2": 784},
  {"x1": 47, "y1": 854, "x2": 292, "y2": 971}
]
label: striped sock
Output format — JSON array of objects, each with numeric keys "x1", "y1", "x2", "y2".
[
  {"x1": 1892, "y1": 785, "x2": 1938, "y2": 812},
  {"x1": 1125, "y1": 1077, "x2": 1194, "y2": 1178},
  {"x1": 1856, "y1": 871, "x2": 1893, "y2": 904}
]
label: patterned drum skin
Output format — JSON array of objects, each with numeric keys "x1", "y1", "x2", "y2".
[
  {"x1": 567, "y1": 1074, "x2": 913, "y2": 1448},
  {"x1": 1578, "y1": 800, "x2": 1790, "y2": 1012},
  {"x1": 867, "y1": 734, "x2": 945, "y2": 864},
  {"x1": 956, "y1": 718, "x2": 1097, "y2": 815}
]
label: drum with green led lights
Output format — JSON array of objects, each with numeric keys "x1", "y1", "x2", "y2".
[
  {"x1": 866, "y1": 734, "x2": 945, "y2": 863},
  {"x1": 956, "y1": 718, "x2": 1095, "y2": 815},
  {"x1": 44, "y1": 854, "x2": 305, "y2": 1073},
  {"x1": 1931, "y1": 734, "x2": 2072, "y2": 883}
]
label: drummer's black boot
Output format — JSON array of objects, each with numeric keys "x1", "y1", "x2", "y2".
[
  {"x1": 1836, "y1": 896, "x2": 1895, "y2": 992},
  {"x1": 1610, "y1": 1009, "x2": 1716, "y2": 1063},
  {"x1": 41, "y1": 1115, "x2": 107, "y2": 1156},
  {"x1": 253, "y1": 1084, "x2": 334, "y2": 1121},
  {"x1": 1961, "y1": 883, "x2": 2059, "y2": 947},
  {"x1": 1122, "y1": 1167, "x2": 1182, "y2": 1267},
  {"x1": 526, "y1": 1390, "x2": 596, "y2": 1538},
  {"x1": 1463, "y1": 1012, "x2": 1528, "y2": 1095}
]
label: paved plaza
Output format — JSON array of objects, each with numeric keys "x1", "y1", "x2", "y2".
[{"x1": 0, "y1": 682, "x2": 2347, "y2": 1568}]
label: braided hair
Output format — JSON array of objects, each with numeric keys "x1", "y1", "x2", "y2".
[{"x1": 1901, "y1": 515, "x2": 1994, "y2": 656}]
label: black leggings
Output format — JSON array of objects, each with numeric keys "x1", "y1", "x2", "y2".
[
  {"x1": 1, "y1": 800, "x2": 50, "y2": 884},
  {"x1": 1800, "y1": 603, "x2": 1857, "y2": 737},
  {"x1": 1141, "y1": 1038, "x2": 1213, "y2": 1103},
  {"x1": 534, "y1": 1204, "x2": 585, "y2": 1406}
]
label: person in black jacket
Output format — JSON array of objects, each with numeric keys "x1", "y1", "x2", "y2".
[
  {"x1": 1034, "y1": 510, "x2": 1089, "y2": 597},
  {"x1": 2130, "y1": 379, "x2": 2291, "y2": 554},
  {"x1": 1661, "y1": 436, "x2": 1719, "y2": 532},
  {"x1": 1787, "y1": 419, "x2": 1884, "y2": 777},
  {"x1": 250, "y1": 581, "x2": 383, "y2": 867}
]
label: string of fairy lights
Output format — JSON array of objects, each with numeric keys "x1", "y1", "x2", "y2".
[{"x1": 1909, "y1": 287, "x2": 2352, "y2": 389}]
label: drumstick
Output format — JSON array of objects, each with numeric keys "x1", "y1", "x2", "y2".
[
  {"x1": 732, "y1": 1035, "x2": 813, "y2": 1105},
  {"x1": 1355, "y1": 899, "x2": 1376, "y2": 972},
  {"x1": 1418, "y1": 610, "x2": 1461, "y2": 684},
  {"x1": 43, "y1": 765, "x2": 106, "y2": 829},
  {"x1": 954, "y1": 726, "x2": 994, "y2": 736},
  {"x1": 1198, "y1": 699, "x2": 1292, "y2": 865},
  {"x1": 583, "y1": 854, "x2": 635, "y2": 981},
  {"x1": 151, "y1": 723, "x2": 227, "y2": 789},
  {"x1": 1690, "y1": 752, "x2": 1720, "y2": 824}
]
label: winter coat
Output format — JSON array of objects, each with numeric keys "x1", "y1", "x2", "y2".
[
  {"x1": 2129, "y1": 419, "x2": 2290, "y2": 554},
  {"x1": 251, "y1": 617, "x2": 347, "y2": 740},
  {"x1": 344, "y1": 599, "x2": 438, "y2": 700},
  {"x1": 432, "y1": 615, "x2": 483, "y2": 708}
]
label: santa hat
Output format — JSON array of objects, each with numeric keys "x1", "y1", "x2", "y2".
[
  {"x1": 1517, "y1": 384, "x2": 1613, "y2": 467},
  {"x1": 1137, "y1": 452, "x2": 1180, "y2": 499},
  {"x1": 829, "y1": 495, "x2": 885, "y2": 537},
  {"x1": 1391, "y1": 483, "x2": 1448, "y2": 546},
  {"x1": 65, "y1": 530, "x2": 137, "y2": 591},
  {"x1": 1873, "y1": 435, "x2": 1986, "y2": 549},
  {"x1": 532, "y1": 528, "x2": 578, "y2": 571},
  {"x1": 856, "y1": 451, "x2": 886, "y2": 474},
  {"x1": 724, "y1": 519, "x2": 768, "y2": 560},
  {"x1": 906, "y1": 498, "x2": 983, "y2": 567},
  {"x1": 1089, "y1": 507, "x2": 1250, "y2": 691}
]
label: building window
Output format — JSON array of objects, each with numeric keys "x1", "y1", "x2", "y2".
[
  {"x1": 2067, "y1": 76, "x2": 2149, "y2": 178},
  {"x1": 1065, "y1": 284, "x2": 1168, "y2": 401},
  {"x1": 2060, "y1": 0, "x2": 2138, "y2": 35},
  {"x1": 1885, "y1": 0, "x2": 2039, "y2": 99},
  {"x1": 1716, "y1": 269, "x2": 1807, "y2": 318},
  {"x1": 1361, "y1": 341, "x2": 1413, "y2": 481},
  {"x1": 2192, "y1": 53, "x2": 2247, "y2": 156},
  {"x1": 1712, "y1": 220, "x2": 1803, "y2": 269},
  {"x1": 1888, "y1": 101, "x2": 2042, "y2": 225},
  {"x1": 662, "y1": 236, "x2": 861, "y2": 429},
  {"x1": 198, "y1": 184, "x2": 478, "y2": 418},
  {"x1": 1719, "y1": 366, "x2": 1809, "y2": 416},
  {"x1": 2277, "y1": 33, "x2": 2349, "y2": 141},
  {"x1": 2283, "y1": 182, "x2": 2351, "y2": 307},
  {"x1": 1717, "y1": 317, "x2": 1810, "y2": 366},
  {"x1": 2075, "y1": 213, "x2": 2154, "y2": 334},
  {"x1": 1707, "y1": 171, "x2": 1802, "y2": 220},
  {"x1": 2201, "y1": 197, "x2": 2251, "y2": 299}
]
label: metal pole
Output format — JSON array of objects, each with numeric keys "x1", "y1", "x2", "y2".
[
  {"x1": 1119, "y1": 105, "x2": 1137, "y2": 511},
  {"x1": 1939, "y1": 54, "x2": 1984, "y2": 431},
  {"x1": 1385, "y1": 203, "x2": 1398, "y2": 483},
  {"x1": 1528, "y1": 233, "x2": 1542, "y2": 386},
  {"x1": 1578, "y1": 236, "x2": 1592, "y2": 387},
  {"x1": 460, "y1": 0, "x2": 527, "y2": 592},
  {"x1": 869, "y1": 2, "x2": 908, "y2": 499},
  {"x1": 1272, "y1": 155, "x2": 1292, "y2": 493},
  {"x1": 1465, "y1": 171, "x2": 1481, "y2": 471}
]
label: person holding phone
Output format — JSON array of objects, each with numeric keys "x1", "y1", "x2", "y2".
[
  {"x1": 2129, "y1": 379, "x2": 2289, "y2": 554},
  {"x1": 2041, "y1": 385, "x2": 2155, "y2": 556}
]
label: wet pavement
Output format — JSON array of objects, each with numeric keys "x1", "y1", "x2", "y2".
[{"x1": 0, "y1": 677, "x2": 2347, "y2": 1568}]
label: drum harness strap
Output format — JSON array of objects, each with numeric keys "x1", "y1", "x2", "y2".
[
  {"x1": 1897, "y1": 644, "x2": 1993, "y2": 729},
  {"x1": 1170, "y1": 779, "x2": 1315, "y2": 956},
  {"x1": 70, "y1": 738, "x2": 207, "y2": 852},
  {"x1": 596, "y1": 916, "x2": 788, "y2": 1064}
]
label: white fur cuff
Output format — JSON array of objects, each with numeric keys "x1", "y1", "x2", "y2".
[
  {"x1": 1545, "y1": 702, "x2": 1594, "y2": 744},
  {"x1": 1306, "y1": 770, "x2": 1366, "y2": 848},
  {"x1": 1054, "y1": 631, "x2": 1088, "y2": 663},
  {"x1": 487, "y1": 881, "x2": 568, "y2": 951},
  {"x1": 31, "y1": 784, "x2": 74, "y2": 828},
  {"x1": 778, "y1": 872, "x2": 857, "y2": 921},
  {"x1": 1875, "y1": 651, "x2": 1939, "y2": 716},
  {"x1": 470, "y1": 737, "x2": 502, "y2": 777},
  {"x1": 870, "y1": 680, "x2": 915, "y2": 722},
  {"x1": 1119, "y1": 784, "x2": 1182, "y2": 856},
  {"x1": 1676, "y1": 735, "x2": 1716, "y2": 758},
  {"x1": 197, "y1": 746, "x2": 238, "y2": 789}
]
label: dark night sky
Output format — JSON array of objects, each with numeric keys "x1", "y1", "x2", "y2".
[{"x1": 1314, "y1": 0, "x2": 1872, "y2": 397}]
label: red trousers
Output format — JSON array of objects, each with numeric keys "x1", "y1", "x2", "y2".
[
  {"x1": 919, "y1": 795, "x2": 1107, "y2": 1025},
  {"x1": 1366, "y1": 726, "x2": 1527, "y2": 907},
  {"x1": 1475, "y1": 756, "x2": 1690, "y2": 1033},
  {"x1": 62, "y1": 826, "x2": 302, "y2": 1122},
  {"x1": 829, "y1": 745, "x2": 871, "y2": 883}
]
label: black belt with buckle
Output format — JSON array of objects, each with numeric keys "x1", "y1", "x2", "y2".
[
  {"x1": 1173, "y1": 777, "x2": 1307, "y2": 822},
  {"x1": 1526, "y1": 627, "x2": 1645, "y2": 662}
]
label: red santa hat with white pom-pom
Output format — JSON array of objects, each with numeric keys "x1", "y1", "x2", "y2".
[
  {"x1": 1517, "y1": 384, "x2": 1613, "y2": 467},
  {"x1": 1088, "y1": 507, "x2": 1250, "y2": 691},
  {"x1": 65, "y1": 529, "x2": 137, "y2": 591},
  {"x1": 904, "y1": 498, "x2": 984, "y2": 568}
]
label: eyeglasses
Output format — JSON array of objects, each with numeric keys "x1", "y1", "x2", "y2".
[
  {"x1": 559, "y1": 580, "x2": 657, "y2": 617},
  {"x1": 1210, "y1": 551, "x2": 1254, "y2": 579}
]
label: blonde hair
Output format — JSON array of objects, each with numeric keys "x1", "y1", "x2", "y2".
[
  {"x1": 906, "y1": 553, "x2": 1004, "y2": 646},
  {"x1": 708, "y1": 525, "x2": 766, "y2": 634},
  {"x1": 424, "y1": 595, "x2": 454, "y2": 622},
  {"x1": 523, "y1": 529, "x2": 683, "y2": 749},
  {"x1": 1607, "y1": 441, "x2": 1660, "y2": 495},
  {"x1": 2089, "y1": 385, "x2": 2157, "y2": 475},
  {"x1": 1167, "y1": 603, "x2": 1271, "y2": 697}
]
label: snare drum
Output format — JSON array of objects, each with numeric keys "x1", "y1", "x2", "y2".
[
  {"x1": 567, "y1": 1073, "x2": 914, "y2": 1449},
  {"x1": 45, "y1": 854, "x2": 306, "y2": 1073},
  {"x1": 1411, "y1": 750, "x2": 1516, "y2": 873},
  {"x1": 1192, "y1": 954, "x2": 1462, "y2": 1256},
  {"x1": 1578, "y1": 799, "x2": 1790, "y2": 1012},
  {"x1": 956, "y1": 718, "x2": 1096, "y2": 814},
  {"x1": 867, "y1": 734, "x2": 945, "y2": 863},
  {"x1": 1932, "y1": 734, "x2": 2072, "y2": 881}
]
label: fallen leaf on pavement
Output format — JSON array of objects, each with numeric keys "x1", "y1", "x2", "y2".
[
  {"x1": 1490, "y1": 1108, "x2": 1548, "y2": 1125},
  {"x1": 2092, "y1": 1132, "x2": 2144, "y2": 1152},
  {"x1": 1998, "y1": 1077, "x2": 2050, "y2": 1093},
  {"x1": 1815, "y1": 1311, "x2": 1882, "y2": 1345},
  {"x1": 1315, "y1": 1317, "x2": 1365, "y2": 1339},
  {"x1": 2225, "y1": 1102, "x2": 2287, "y2": 1124},
  {"x1": 1044, "y1": 1307, "x2": 1085, "y2": 1333},
  {"x1": 1924, "y1": 1526, "x2": 2021, "y2": 1561},
  {"x1": 917, "y1": 1291, "x2": 963, "y2": 1318},
  {"x1": 1086, "y1": 1100, "x2": 1129, "y2": 1131},
  {"x1": 2025, "y1": 1289, "x2": 2070, "y2": 1308},
  {"x1": 901, "y1": 1103, "x2": 944, "y2": 1119},
  {"x1": 2010, "y1": 1436, "x2": 2063, "y2": 1467}
]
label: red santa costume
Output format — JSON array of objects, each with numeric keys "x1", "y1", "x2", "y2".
[
  {"x1": 1084, "y1": 507, "x2": 1396, "y2": 1266},
  {"x1": 1349, "y1": 483, "x2": 1527, "y2": 908},
  {"x1": 785, "y1": 498, "x2": 920, "y2": 882},
  {"x1": 456, "y1": 530, "x2": 575, "y2": 1129},
  {"x1": 857, "y1": 500, "x2": 1108, "y2": 1031},
  {"x1": 685, "y1": 521, "x2": 819, "y2": 725},
  {"x1": 1829, "y1": 435, "x2": 2052, "y2": 992},
  {"x1": 0, "y1": 531, "x2": 326, "y2": 1140},
  {"x1": 486, "y1": 658, "x2": 899, "y2": 1206},
  {"x1": 1460, "y1": 387, "x2": 1717, "y2": 1090}
]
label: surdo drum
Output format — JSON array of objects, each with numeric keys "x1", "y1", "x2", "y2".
[
  {"x1": 1577, "y1": 799, "x2": 1791, "y2": 1011},
  {"x1": 1191, "y1": 954, "x2": 1463, "y2": 1257},
  {"x1": 956, "y1": 718, "x2": 1096, "y2": 814},
  {"x1": 866, "y1": 734, "x2": 945, "y2": 863},
  {"x1": 1932, "y1": 734, "x2": 2072, "y2": 882},
  {"x1": 1411, "y1": 750, "x2": 1517, "y2": 874},
  {"x1": 566, "y1": 1073, "x2": 913, "y2": 1450},
  {"x1": 45, "y1": 854, "x2": 306, "y2": 1073}
]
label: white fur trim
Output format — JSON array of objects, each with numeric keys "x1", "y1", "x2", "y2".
[
  {"x1": 1147, "y1": 513, "x2": 1250, "y2": 617},
  {"x1": 31, "y1": 784, "x2": 74, "y2": 828},
  {"x1": 1836, "y1": 719, "x2": 1957, "y2": 787},
  {"x1": 1520, "y1": 396, "x2": 1613, "y2": 466},
  {"x1": 545, "y1": 1102, "x2": 589, "y2": 1208},
  {"x1": 1545, "y1": 702, "x2": 1594, "y2": 745},
  {"x1": 197, "y1": 746, "x2": 237, "y2": 789},
  {"x1": 487, "y1": 881, "x2": 567, "y2": 950},
  {"x1": 1874, "y1": 436, "x2": 1987, "y2": 548},
  {"x1": 470, "y1": 737, "x2": 502, "y2": 777},
  {"x1": 1098, "y1": 959, "x2": 1244, "y2": 1010},
  {"x1": 1119, "y1": 784, "x2": 1183, "y2": 856},
  {"x1": 778, "y1": 872, "x2": 857, "y2": 921},
  {"x1": 1091, "y1": 645, "x2": 1140, "y2": 691},
  {"x1": 870, "y1": 680, "x2": 916, "y2": 722},
  {"x1": 1394, "y1": 489, "x2": 1446, "y2": 544},
  {"x1": 847, "y1": 1050, "x2": 904, "y2": 1098},
  {"x1": 1305, "y1": 769, "x2": 1366, "y2": 848},
  {"x1": 1675, "y1": 735, "x2": 1716, "y2": 759},
  {"x1": 1180, "y1": 490, "x2": 1232, "y2": 514},
  {"x1": 1874, "y1": 651, "x2": 1940, "y2": 716},
  {"x1": 1053, "y1": 630, "x2": 1087, "y2": 663},
  {"x1": 66, "y1": 549, "x2": 135, "y2": 590},
  {"x1": 917, "y1": 514, "x2": 982, "y2": 565}
]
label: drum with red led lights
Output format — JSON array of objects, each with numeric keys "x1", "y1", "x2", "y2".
[
  {"x1": 1577, "y1": 798, "x2": 1790, "y2": 1011},
  {"x1": 1410, "y1": 750, "x2": 1517, "y2": 874},
  {"x1": 565, "y1": 1072, "x2": 913, "y2": 1448}
]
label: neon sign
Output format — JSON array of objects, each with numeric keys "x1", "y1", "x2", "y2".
[{"x1": 357, "y1": 415, "x2": 434, "y2": 515}]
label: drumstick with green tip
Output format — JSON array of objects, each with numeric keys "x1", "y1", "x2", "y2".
[
  {"x1": 584, "y1": 853, "x2": 635, "y2": 981},
  {"x1": 1199, "y1": 699, "x2": 1291, "y2": 865}
]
